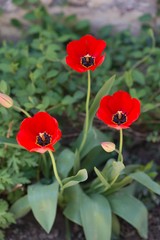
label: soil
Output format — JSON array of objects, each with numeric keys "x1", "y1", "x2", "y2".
[
  {"x1": 5, "y1": 210, "x2": 85, "y2": 240},
  {"x1": 5, "y1": 199, "x2": 160, "y2": 240}
]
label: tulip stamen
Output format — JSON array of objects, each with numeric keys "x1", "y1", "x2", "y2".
[
  {"x1": 112, "y1": 111, "x2": 127, "y2": 125},
  {"x1": 81, "y1": 54, "x2": 95, "y2": 68},
  {"x1": 36, "y1": 132, "x2": 52, "y2": 146}
]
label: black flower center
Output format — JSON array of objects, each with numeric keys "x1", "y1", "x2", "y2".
[
  {"x1": 81, "y1": 54, "x2": 95, "y2": 68},
  {"x1": 36, "y1": 132, "x2": 52, "y2": 146},
  {"x1": 112, "y1": 111, "x2": 127, "y2": 125}
]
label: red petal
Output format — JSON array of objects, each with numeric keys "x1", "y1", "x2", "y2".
[
  {"x1": 66, "y1": 39, "x2": 85, "y2": 57},
  {"x1": 16, "y1": 129, "x2": 37, "y2": 151},
  {"x1": 30, "y1": 145, "x2": 55, "y2": 154},
  {"x1": 126, "y1": 98, "x2": 141, "y2": 126},
  {"x1": 107, "y1": 91, "x2": 133, "y2": 114},
  {"x1": 66, "y1": 56, "x2": 87, "y2": 72},
  {"x1": 66, "y1": 35, "x2": 106, "y2": 59}
]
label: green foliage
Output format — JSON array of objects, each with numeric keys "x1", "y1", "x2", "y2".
[
  {"x1": 0, "y1": 199, "x2": 15, "y2": 239},
  {"x1": 10, "y1": 195, "x2": 31, "y2": 219},
  {"x1": 80, "y1": 194, "x2": 112, "y2": 240},
  {"x1": 28, "y1": 182, "x2": 59, "y2": 233},
  {"x1": 0, "y1": 1, "x2": 160, "y2": 240},
  {"x1": 108, "y1": 193, "x2": 148, "y2": 239}
]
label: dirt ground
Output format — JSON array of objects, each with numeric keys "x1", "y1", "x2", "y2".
[{"x1": 5, "y1": 200, "x2": 160, "y2": 240}]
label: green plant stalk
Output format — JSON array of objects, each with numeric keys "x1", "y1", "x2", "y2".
[
  {"x1": 117, "y1": 129, "x2": 123, "y2": 162},
  {"x1": 65, "y1": 218, "x2": 71, "y2": 240},
  {"x1": 79, "y1": 70, "x2": 91, "y2": 153},
  {"x1": 74, "y1": 70, "x2": 91, "y2": 173},
  {"x1": 48, "y1": 150, "x2": 63, "y2": 189},
  {"x1": 41, "y1": 153, "x2": 50, "y2": 179},
  {"x1": 13, "y1": 105, "x2": 31, "y2": 117},
  {"x1": 115, "y1": 149, "x2": 124, "y2": 162}
]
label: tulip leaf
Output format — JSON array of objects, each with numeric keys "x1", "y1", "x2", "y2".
[
  {"x1": 94, "y1": 167, "x2": 111, "y2": 191},
  {"x1": 62, "y1": 169, "x2": 88, "y2": 190},
  {"x1": 10, "y1": 195, "x2": 31, "y2": 219},
  {"x1": 63, "y1": 185, "x2": 83, "y2": 225},
  {"x1": 89, "y1": 74, "x2": 116, "y2": 127},
  {"x1": 56, "y1": 148, "x2": 75, "y2": 178},
  {"x1": 80, "y1": 193, "x2": 112, "y2": 240},
  {"x1": 129, "y1": 171, "x2": 160, "y2": 195},
  {"x1": 102, "y1": 159, "x2": 125, "y2": 183},
  {"x1": 112, "y1": 214, "x2": 120, "y2": 237},
  {"x1": 81, "y1": 146, "x2": 107, "y2": 172},
  {"x1": 28, "y1": 181, "x2": 59, "y2": 233},
  {"x1": 108, "y1": 192, "x2": 148, "y2": 239},
  {"x1": 76, "y1": 127, "x2": 107, "y2": 159}
]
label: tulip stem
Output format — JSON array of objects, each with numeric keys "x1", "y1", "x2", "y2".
[
  {"x1": 74, "y1": 70, "x2": 91, "y2": 173},
  {"x1": 79, "y1": 70, "x2": 91, "y2": 153},
  {"x1": 13, "y1": 105, "x2": 31, "y2": 118},
  {"x1": 118, "y1": 129, "x2": 123, "y2": 162},
  {"x1": 48, "y1": 150, "x2": 63, "y2": 189},
  {"x1": 115, "y1": 149, "x2": 124, "y2": 162}
]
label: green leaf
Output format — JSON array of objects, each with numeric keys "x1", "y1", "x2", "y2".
[
  {"x1": 56, "y1": 148, "x2": 75, "y2": 178},
  {"x1": 124, "y1": 70, "x2": 133, "y2": 88},
  {"x1": 129, "y1": 171, "x2": 160, "y2": 195},
  {"x1": 108, "y1": 193, "x2": 148, "y2": 239},
  {"x1": 142, "y1": 103, "x2": 160, "y2": 113},
  {"x1": 132, "y1": 69, "x2": 145, "y2": 85},
  {"x1": 28, "y1": 181, "x2": 59, "y2": 233},
  {"x1": 63, "y1": 185, "x2": 83, "y2": 225},
  {"x1": 75, "y1": 20, "x2": 90, "y2": 30},
  {"x1": 61, "y1": 95, "x2": 74, "y2": 105},
  {"x1": 0, "y1": 80, "x2": 8, "y2": 93},
  {"x1": 89, "y1": 75, "x2": 115, "y2": 126},
  {"x1": 76, "y1": 127, "x2": 107, "y2": 159},
  {"x1": 112, "y1": 214, "x2": 120, "y2": 237},
  {"x1": 80, "y1": 194, "x2": 112, "y2": 240},
  {"x1": 46, "y1": 70, "x2": 59, "y2": 79},
  {"x1": 139, "y1": 13, "x2": 152, "y2": 23},
  {"x1": 0, "y1": 199, "x2": 15, "y2": 229},
  {"x1": 94, "y1": 167, "x2": 110, "y2": 191},
  {"x1": 81, "y1": 146, "x2": 107, "y2": 172},
  {"x1": 102, "y1": 159, "x2": 125, "y2": 183},
  {"x1": 0, "y1": 137, "x2": 22, "y2": 149},
  {"x1": 12, "y1": 0, "x2": 24, "y2": 5},
  {"x1": 62, "y1": 169, "x2": 88, "y2": 190},
  {"x1": 10, "y1": 195, "x2": 31, "y2": 219},
  {"x1": 0, "y1": 64, "x2": 11, "y2": 73}
]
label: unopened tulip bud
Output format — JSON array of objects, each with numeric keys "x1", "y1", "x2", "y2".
[
  {"x1": 101, "y1": 142, "x2": 115, "y2": 153},
  {"x1": 0, "y1": 93, "x2": 13, "y2": 108}
]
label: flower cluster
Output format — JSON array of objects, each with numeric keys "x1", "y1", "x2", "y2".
[{"x1": 16, "y1": 35, "x2": 140, "y2": 154}]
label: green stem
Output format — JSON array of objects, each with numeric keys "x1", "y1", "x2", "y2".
[
  {"x1": 65, "y1": 218, "x2": 71, "y2": 240},
  {"x1": 13, "y1": 105, "x2": 31, "y2": 117},
  {"x1": 48, "y1": 150, "x2": 63, "y2": 189},
  {"x1": 74, "y1": 71, "x2": 91, "y2": 173},
  {"x1": 117, "y1": 129, "x2": 123, "y2": 162},
  {"x1": 79, "y1": 70, "x2": 91, "y2": 153},
  {"x1": 115, "y1": 149, "x2": 124, "y2": 163},
  {"x1": 41, "y1": 154, "x2": 50, "y2": 179}
]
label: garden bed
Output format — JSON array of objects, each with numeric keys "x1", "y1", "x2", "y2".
[{"x1": 0, "y1": 1, "x2": 160, "y2": 240}]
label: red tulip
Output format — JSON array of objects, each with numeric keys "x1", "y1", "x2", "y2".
[
  {"x1": 66, "y1": 34, "x2": 106, "y2": 72},
  {"x1": 96, "y1": 90, "x2": 141, "y2": 130},
  {"x1": 16, "y1": 112, "x2": 62, "y2": 153}
]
